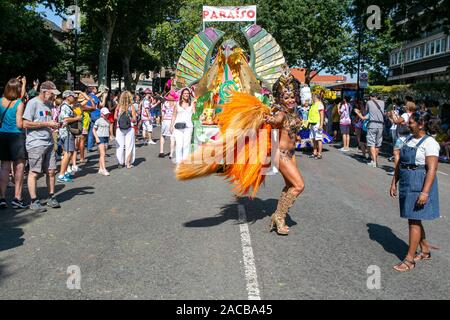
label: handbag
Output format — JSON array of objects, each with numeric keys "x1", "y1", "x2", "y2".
[
  {"x1": 362, "y1": 119, "x2": 370, "y2": 132},
  {"x1": 64, "y1": 103, "x2": 82, "y2": 136},
  {"x1": 174, "y1": 122, "x2": 187, "y2": 130},
  {"x1": 68, "y1": 120, "x2": 83, "y2": 136}
]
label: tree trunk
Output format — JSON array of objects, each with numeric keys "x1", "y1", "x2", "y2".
[
  {"x1": 107, "y1": 61, "x2": 112, "y2": 91},
  {"x1": 122, "y1": 54, "x2": 132, "y2": 91},
  {"x1": 118, "y1": 66, "x2": 122, "y2": 91},
  {"x1": 305, "y1": 68, "x2": 311, "y2": 85},
  {"x1": 98, "y1": 29, "x2": 113, "y2": 86}
]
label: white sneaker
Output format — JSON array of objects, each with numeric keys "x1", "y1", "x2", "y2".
[
  {"x1": 98, "y1": 169, "x2": 110, "y2": 176},
  {"x1": 71, "y1": 165, "x2": 81, "y2": 172},
  {"x1": 366, "y1": 161, "x2": 377, "y2": 168},
  {"x1": 149, "y1": 140, "x2": 157, "y2": 145}
]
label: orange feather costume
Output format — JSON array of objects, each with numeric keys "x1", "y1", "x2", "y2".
[{"x1": 175, "y1": 92, "x2": 273, "y2": 198}]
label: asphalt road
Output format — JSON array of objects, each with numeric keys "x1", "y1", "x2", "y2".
[{"x1": 1, "y1": 132, "x2": 449, "y2": 300}]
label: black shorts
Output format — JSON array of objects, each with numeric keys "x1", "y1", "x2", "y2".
[
  {"x1": 0, "y1": 132, "x2": 27, "y2": 161},
  {"x1": 332, "y1": 122, "x2": 340, "y2": 132},
  {"x1": 360, "y1": 130, "x2": 367, "y2": 143}
]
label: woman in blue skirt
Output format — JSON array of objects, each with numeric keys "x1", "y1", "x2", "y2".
[{"x1": 390, "y1": 112, "x2": 440, "y2": 272}]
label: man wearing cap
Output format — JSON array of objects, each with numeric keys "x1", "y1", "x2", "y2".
[
  {"x1": 57, "y1": 91, "x2": 82, "y2": 183},
  {"x1": 22, "y1": 81, "x2": 61, "y2": 213}
]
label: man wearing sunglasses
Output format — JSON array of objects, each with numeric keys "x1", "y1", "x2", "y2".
[{"x1": 22, "y1": 81, "x2": 61, "y2": 213}]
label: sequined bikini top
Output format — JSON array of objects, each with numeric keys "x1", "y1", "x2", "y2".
[{"x1": 273, "y1": 104, "x2": 303, "y2": 140}]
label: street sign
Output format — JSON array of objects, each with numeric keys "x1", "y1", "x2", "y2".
[
  {"x1": 359, "y1": 70, "x2": 368, "y2": 89},
  {"x1": 66, "y1": 5, "x2": 81, "y2": 32}
]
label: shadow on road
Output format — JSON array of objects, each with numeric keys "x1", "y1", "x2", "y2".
[
  {"x1": 0, "y1": 207, "x2": 45, "y2": 281},
  {"x1": 57, "y1": 186, "x2": 95, "y2": 203},
  {"x1": 367, "y1": 223, "x2": 408, "y2": 260},
  {"x1": 184, "y1": 197, "x2": 298, "y2": 228}
]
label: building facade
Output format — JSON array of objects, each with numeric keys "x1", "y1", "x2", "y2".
[{"x1": 388, "y1": 3, "x2": 450, "y2": 84}]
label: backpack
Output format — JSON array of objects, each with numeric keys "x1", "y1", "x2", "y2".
[{"x1": 118, "y1": 110, "x2": 131, "y2": 130}]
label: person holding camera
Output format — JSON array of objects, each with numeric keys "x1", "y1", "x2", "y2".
[
  {"x1": 22, "y1": 81, "x2": 61, "y2": 213},
  {"x1": 0, "y1": 78, "x2": 27, "y2": 209},
  {"x1": 170, "y1": 88, "x2": 196, "y2": 165},
  {"x1": 57, "y1": 91, "x2": 82, "y2": 183}
]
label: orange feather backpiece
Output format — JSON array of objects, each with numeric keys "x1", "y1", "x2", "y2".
[{"x1": 175, "y1": 92, "x2": 272, "y2": 198}]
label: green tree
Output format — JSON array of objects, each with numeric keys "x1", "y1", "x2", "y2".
[
  {"x1": 0, "y1": 0, "x2": 63, "y2": 85},
  {"x1": 258, "y1": 0, "x2": 354, "y2": 84},
  {"x1": 350, "y1": 0, "x2": 399, "y2": 85},
  {"x1": 52, "y1": 0, "x2": 119, "y2": 86},
  {"x1": 149, "y1": 0, "x2": 257, "y2": 71},
  {"x1": 113, "y1": 0, "x2": 177, "y2": 90}
]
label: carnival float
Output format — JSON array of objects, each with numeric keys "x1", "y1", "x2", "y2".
[{"x1": 174, "y1": 24, "x2": 286, "y2": 146}]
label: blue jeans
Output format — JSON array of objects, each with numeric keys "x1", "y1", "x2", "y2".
[{"x1": 87, "y1": 122, "x2": 95, "y2": 150}]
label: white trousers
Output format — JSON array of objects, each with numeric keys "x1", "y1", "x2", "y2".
[
  {"x1": 174, "y1": 128, "x2": 193, "y2": 164},
  {"x1": 116, "y1": 128, "x2": 136, "y2": 165}
]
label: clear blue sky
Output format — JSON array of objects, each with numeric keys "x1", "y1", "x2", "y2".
[{"x1": 34, "y1": 4, "x2": 64, "y2": 26}]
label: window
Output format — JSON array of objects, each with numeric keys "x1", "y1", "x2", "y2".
[
  {"x1": 425, "y1": 41, "x2": 436, "y2": 56},
  {"x1": 393, "y1": 52, "x2": 399, "y2": 65},
  {"x1": 399, "y1": 51, "x2": 404, "y2": 64},
  {"x1": 415, "y1": 45, "x2": 423, "y2": 59},
  {"x1": 435, "y1": 39, "x2": 441, "y2": 54},
  {"x1": 408, "y1": 48, "x2": 414, "y2": 61}
]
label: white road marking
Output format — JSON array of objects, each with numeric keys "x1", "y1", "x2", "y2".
[
  {"x1": 238, "y1": 204, "x2": 261, "y2": 300},
  {"x1": 437, "y1": 171, "x2": 448, "y2": 176}
]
